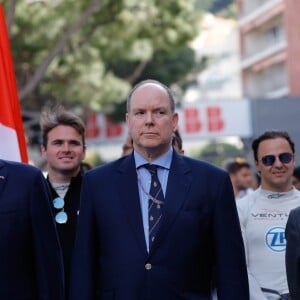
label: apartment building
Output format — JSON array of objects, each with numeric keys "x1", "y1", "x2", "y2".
[
  {"x1": 237, "y1": 0, "x2": 300, "y2": 99},
  {"x1": 185, "y1": 13, "x2": 242, "y2": 102}
]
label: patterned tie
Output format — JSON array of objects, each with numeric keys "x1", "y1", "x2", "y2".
[{"x1": 144, "y1": 164, "x2": 165, "y2": 248}]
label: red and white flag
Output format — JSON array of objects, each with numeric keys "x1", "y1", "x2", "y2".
[{"x1": 0, "y1": 4, "x2": 28, "y2": 162}]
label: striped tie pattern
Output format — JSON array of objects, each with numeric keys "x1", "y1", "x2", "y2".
[{"x1": 144, "y1": 164, "x2": 165, "y2": 248}]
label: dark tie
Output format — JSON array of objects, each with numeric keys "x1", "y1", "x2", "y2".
[{"x1": 144, "y1": 164, "x2": 165, "y2": 248}]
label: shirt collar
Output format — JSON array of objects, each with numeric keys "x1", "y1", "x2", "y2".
[
  {"x1": 259, "y1": 187, "x2": 296, "y2": 199},
  {"x1": 134, "y1": 147, "x2": 173, "y2": 170}
]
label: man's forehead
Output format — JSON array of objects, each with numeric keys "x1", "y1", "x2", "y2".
[
  {"x1": 258, "y1": 138, "x2": 291, "y2": 151},
  {"x1": 131, "y1": 88, "x2": 169, "y2": 105},
  {"x1": 49, "y1": 137, "x2": 82, "y2": 142}
]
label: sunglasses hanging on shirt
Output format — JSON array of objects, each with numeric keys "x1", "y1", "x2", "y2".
[{"x1": 53, "y1": 197, "x2": 68, "y2": 224}]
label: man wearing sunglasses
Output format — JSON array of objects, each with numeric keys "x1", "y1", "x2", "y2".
[
  {"x1": 237, "y1": 130, "x2": 300, "y2": 300},
  {"x1": 40, "y1": 105, "x2": 86, "y2": 299}
]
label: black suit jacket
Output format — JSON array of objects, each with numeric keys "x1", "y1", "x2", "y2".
[
  {"x1": 70, "y1": 151, "x2": 249, "y2": 300},
  {"x1": 0, "y1": 159, "x2": 64, "y2": 300},
  {"x1": 285, "y1": 205, "x2": 300, "y2": 299}
]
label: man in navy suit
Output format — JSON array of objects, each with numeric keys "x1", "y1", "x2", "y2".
[
  {"x1": 0, "y1": 159, "x2": 64, "y2": 299},
  {"x1": 70, "y1": 79, "x2": 249, "y2": 299}
]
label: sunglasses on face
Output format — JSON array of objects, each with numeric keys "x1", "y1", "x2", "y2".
[
  {"x1": 53, "y1": 197, "x2": 68, "y2": 224},
  {"x1": 260, "y1": 152, "x2": 294, "y2": 166}
]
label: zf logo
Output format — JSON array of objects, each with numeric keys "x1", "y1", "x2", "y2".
[{"x1": 265, "y1": 227, "x2": 286, "y2": 252}]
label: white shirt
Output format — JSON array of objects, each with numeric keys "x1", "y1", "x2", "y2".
[{"x1": 237, "y1": 187, "x2": 300, "y2": 299}]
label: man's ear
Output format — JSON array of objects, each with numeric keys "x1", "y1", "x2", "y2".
[{"x1": 41, "y1": 145, "x2": 46, "y2": 158}]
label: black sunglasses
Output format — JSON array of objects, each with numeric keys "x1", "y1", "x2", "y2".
[{"x1": 260, "y1": 152, "x2": 294, "y2": 166}]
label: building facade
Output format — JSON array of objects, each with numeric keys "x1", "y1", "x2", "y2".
[
  {"x1": 237, "y1": 0, "x2": 300, "y2": 99},
  {"x1": 184, "y1": 13, "x2": 242, "y2": 103}
]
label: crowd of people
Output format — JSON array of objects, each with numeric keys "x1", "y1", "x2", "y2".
[{"x1": 1, "y1": 79, "x2": 300, "y2": 299}]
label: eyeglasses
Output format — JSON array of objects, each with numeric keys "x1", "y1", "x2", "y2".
[
  {"x1": 260, "y1": 152, "x2": 294, "y2": 166},
  {"x1": 53, "y1": 197, "x2": 68, "y2": 224}
]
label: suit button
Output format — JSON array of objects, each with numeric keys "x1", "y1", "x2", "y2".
[{"x1": 145, "y1": 263, "x2": 152, "y2": 270}]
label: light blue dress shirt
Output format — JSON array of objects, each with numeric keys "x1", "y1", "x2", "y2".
[{"x1": 134, "y1": 148, "x2": 173, "y2": 251}]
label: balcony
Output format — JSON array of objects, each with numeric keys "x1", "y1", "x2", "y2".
[
  {"x1": 239, "y1": 0, "x2": 284, "y2": 24},
  {"x1": 241, "y1": 39, "x2": 287, "y2": 69},
  {"x1": 245, "y1": 61, "x2": 289, "y2": 98}
]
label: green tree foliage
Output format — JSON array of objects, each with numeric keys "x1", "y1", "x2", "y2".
[
  {"x1": 3, "y1": 0, "x2": 200, "y2": 114},
  {"x1": 195, "y1": 141, "x2": 245, "y2": 167},
  {"x1": 210, "y1": 0, "x2": 234, "y2": 13},
  {"x1": 194, "y1": 0, "x2": 235, "y2": 18}
]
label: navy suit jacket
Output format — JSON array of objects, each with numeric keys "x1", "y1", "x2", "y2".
[
  {"x1": 285, "y1": 206, "x2": 300, "y2": 300},
  {"x1": 0, "y1": 160, "x2": 64, "y2": 300},
  {"x1": 70, "y1": 151, "x2": 249, "y2": 300}
]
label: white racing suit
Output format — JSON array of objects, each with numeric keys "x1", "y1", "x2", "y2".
[{"x1": 237, "y1": 187, "x2": 300, "y2": 300}]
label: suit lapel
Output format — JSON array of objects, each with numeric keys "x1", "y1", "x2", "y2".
[
  {"x1": 149, "y1": 152, "x2": 192, "y2": 255},
  {"x1": 0, "y1": 160, "x2": 8, "y2": 199},
  {"x1": 117, "y1": 155, "x2": 148, "y2": 255}
]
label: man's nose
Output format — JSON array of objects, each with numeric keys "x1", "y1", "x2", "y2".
[
  {"x1": 62, "y1": 142, "x2": 70, "y2": 151},
  {"x1": 273, "y1": 156, "x2": 284, "y2": 167},
  {"x1": 145, "y1": 112, "x2": 154, "y2": 123}
]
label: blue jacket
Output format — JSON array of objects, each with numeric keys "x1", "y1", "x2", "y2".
[
  {"x1": 70, "y1": 151, "x2": 249, "y2": 299},
  {"x1": 0, "y1": 159, "x2": 64, "y2": 300}
]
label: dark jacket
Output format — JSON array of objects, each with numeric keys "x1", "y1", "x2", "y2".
[
  {"x1": 70, "y1": 151, "x2": 249, "y2": 300},
  {"x1": 285, "y1": 206, "x2": 300, "y2": 300},
  {"x1": 0, "y1": 159, "x2": 64, "y2": 300},
  {"x1": 47, "y1": 171, "x2": 82, "y2": 299}
]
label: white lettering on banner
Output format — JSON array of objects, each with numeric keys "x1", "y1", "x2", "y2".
[{"x1": 86, "y1": 99, "x2": 252, "y2": 143}]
